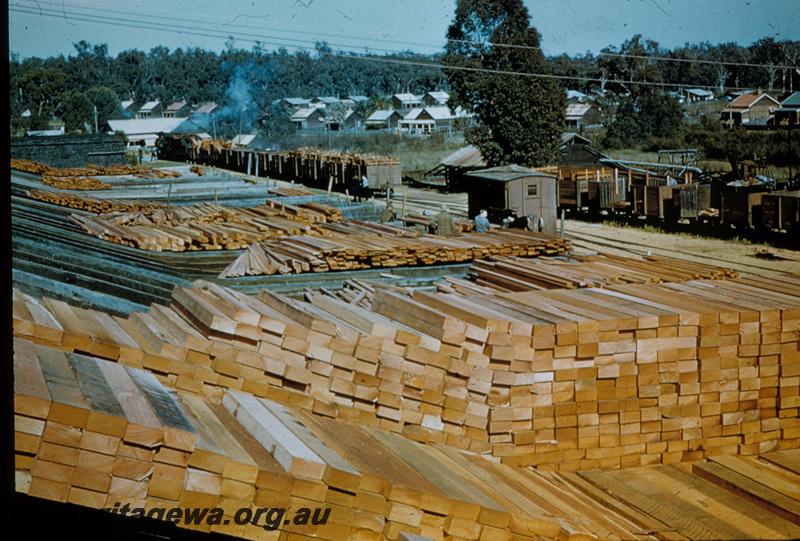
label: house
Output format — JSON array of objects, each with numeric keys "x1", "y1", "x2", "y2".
[
  {"x1": 231, "y1": 134, "x2": 267, "y2": 149},
  {"x1": 399, "y1": 106, "x2": 474, "y2": 135},
  {"x1": 392, "y1": 93, "x2": 421, "y2": 111},
  {"x1": 193, "y1": 102, "x2": 219, "y2": 116},
  {"x1": 290, "y1": 107, "x2": 327, "y2": 131},
  {"x1": 347, "y1": 95, "x2": 369, "y2": 104},
  {"x1": 463, "y1": 165, "x2": 558, "y2": 233},
  {"x1": 365, "y1": 110, "x2": 404, "y2": 130},
  {"x1": 280, "y1": 97, "x2": 311, "y2": 110},
  {"x1": 721, "y1": 91, "x2": 780, "y2": 126},
  {"x1": 422, "y1": 91, "x2": 449, "y2": 106},
  {"x1": 311, "y1": 96, "x2": 340, "y2": 107},
  {"x1": 163, "y1": 100, "x2": 192, "y2": 118},
  {"x1": 684, "y1": 88, "x2": 715, "y2": 103},
  {"x1": 565, "y1": 103, "x2": 601, "y2": 130},
  {"x1": 135, "y1": 100, "x2": 163, "y2": 119},
  {"x1": 325, "y1": 109, "x2": 363, "y2": 131},
  {"x1": 104, "y1": 117, "x2": 204, "y2": 147},
  {"x1": 119, "y1": 100, "x2": 140, "y2": 118},
  {"x1": 340, "y1": 98, "x2": 356, "y2": 108},
  {"x1": 771, "y1": 91, "x2": 800, "y2": 127}
]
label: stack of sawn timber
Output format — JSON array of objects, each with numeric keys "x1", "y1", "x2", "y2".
[
  {"x1": 71, "y1": 202, "x2": 344, "y2": 252},
  {"x1": 12, "y1": 158, "x2": 181, "y2": 179},
  {"x1": 220, "y1": 230, "x2": 569, "y2": 277},
  {"x1": 12, "y1": 272, "x2": 800, "y2": 471},
  {"x1": 42, "y1": 175, "x2": 112, "y2": 191},
  {"x1": 15, "y1": 339, "x2": 661, "y2": 541},
  {"x1": 467, "y1": 254, "x2": 739, "y2": 292},
  {"x1": 27, "y1": 189, "x2": 164, "y2": 214}
]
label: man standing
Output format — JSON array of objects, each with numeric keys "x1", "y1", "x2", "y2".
[
  {"x1": 360, "y1": 174, "x2": 370, "y2": 201},
  {"x1": 137, "y1": 145, "x2": 144, "y2": 165},
  {"x1": 434, "y1": 205, "x2": 456, "y2": 236},
  {"x1": 474, "y1": 209, "x2": 490, "y2": 233}
]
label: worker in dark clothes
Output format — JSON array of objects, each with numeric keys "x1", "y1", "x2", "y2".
[
  {"x1": 474, "y1": 209, "x2": 490, "y2": 233},
  {"x1": 349, "y1": 177, "x2": 361, "y2": 202},
  {"x1": 137, "y1": 146, "x2": 144, "y2": 165},
  {"x1": 379, "y1": 201, "x2": 396, "y2": 223},
  {"x1": 434, "y1": 205, "x2": 456, "y2": 236}
]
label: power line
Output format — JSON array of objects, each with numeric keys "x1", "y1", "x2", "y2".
[
  {"x1": 14, "y1": 0, "x2": 800, "y2": 71},
  {"x1": 6, "y1": 5, "x2": 771, "y2": 92}
]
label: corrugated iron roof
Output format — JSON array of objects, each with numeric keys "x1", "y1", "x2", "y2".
[
  {"x1": 440, "y1": 145, "x2": 486, "y2": 168},
  {"x1": 730, "y1": 92, "x2": 780, "y2": 109},
  {"x1": 565, "y1": 103, "x2": 592, "y2": 119},
  {"x1": 291, "y1": 107, "x2": 323, "y2": 120},
  {"x1": 466, "y1": 164, "x2": 555, "y2": 183},
  {"x1": 139, "y1": 100, "x2": 161, "y2": 111},
  {"x1": 165, "y1": 100, "x2": 189, "y2": 112},
  {"x1": 782, "y1": 91, "x2": 800, "y2": 107},
  {"x1": 394, "y1": 93, "x2": 421, "y2": 103},
  {"x1": 106, "y1": 118, "x2": 197, "y2": 135},
  {"x1": 194, "y1": 102, "x2": 218, "y2": 114},
  {"x1": 283, "y1": 97, "x2": 311, "y2": 105},
  {"x1": 366, "y1": 109, "x2": 400, "y2": 122}
]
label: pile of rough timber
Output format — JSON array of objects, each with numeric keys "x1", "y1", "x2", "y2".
[
  {"x1": 42, "y1": 175, "x2": 112, "y2": 191},
  {"x1": 14, "y1": 338, "x2": 800, "y2": 540},
  {"x1": 12, "y1": 273, "x2": 800, "y2": 471},
  {"x1": 11, "y1": 158, "x2": 181, "y2": 178},
  {"x1": 219, "y1": 230, "x2": 569, "y2": 277},
  {"x1": 71, "y1": 201, "x2": 344, "y2": 252},
  {"x1": 467, "y1": 253, "x2": 740, "y2": 292},
  {"x1": 27, "y1": 189, "x2": 164, "y2": 214}
]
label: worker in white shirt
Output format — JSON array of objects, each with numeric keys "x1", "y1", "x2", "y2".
[{"x1": 474, "y1": 209, "x2": 490, "y2": 233}]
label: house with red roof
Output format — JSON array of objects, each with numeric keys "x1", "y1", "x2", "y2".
[{"x1": 721, "y1": 91, "x2": 780, "y2": 126}]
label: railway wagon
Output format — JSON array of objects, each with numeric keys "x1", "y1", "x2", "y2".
[{"x1": 760, "y1": 190, "x2": 800, "y2": 232}]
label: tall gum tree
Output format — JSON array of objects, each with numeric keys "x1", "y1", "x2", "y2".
[{"x1": 443, "y1": 0, "x2": 565, "y2": 167}]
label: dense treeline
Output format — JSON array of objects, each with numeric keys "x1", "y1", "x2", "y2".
[
  {"x1": 10, "y1": 40, "x2": 448, "y2": 135},
  {"x1": 9, "y1": 35, "x2": 800, "y2": 147}
]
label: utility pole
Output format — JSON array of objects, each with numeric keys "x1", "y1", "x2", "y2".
[{"x1": 93, "y1": 104, "x2": 99, "y2": 134}]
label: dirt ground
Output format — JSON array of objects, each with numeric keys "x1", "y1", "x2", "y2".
[{"x1": 564, "y1": 220, "x2": 799, "y2": 278}]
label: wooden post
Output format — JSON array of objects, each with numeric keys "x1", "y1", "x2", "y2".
[
  {"x1": 560, "y1": 208, "x2": 565, "y2": 238},
  {"x1": 327, "y1": 176, "x2": 333, "y2": 194},
  {"x1": 401, "y1": 194, "x2": 406, "y2": 218}
]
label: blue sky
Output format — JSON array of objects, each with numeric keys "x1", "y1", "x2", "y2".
[{"x1": 8, "y1": 0, "x2": 800, "y2": 59}]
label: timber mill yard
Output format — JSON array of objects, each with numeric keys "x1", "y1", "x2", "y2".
[{"x1": 10, "y1": 136, "x2": 800, "y2": 541}]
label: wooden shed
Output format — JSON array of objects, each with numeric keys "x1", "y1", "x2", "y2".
[{"x1": 464, "y1": 165, "x2": 558, "y2": 233}]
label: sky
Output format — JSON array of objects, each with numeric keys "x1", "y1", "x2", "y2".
[{"x1": 8, "y1": 0, "x2": 800, "y2": 59}]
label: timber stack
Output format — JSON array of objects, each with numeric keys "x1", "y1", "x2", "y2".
[
  {"x1": 42, "y1": 175, "x2": 112, "y2": 191},
  {"x1": 467, "y1": 253, "x2": 739, "y2": 291},
  {"x1": 12, "y1": 158, "x2": 181, "y2": 179},
  {"x1": 71, "y1": 202, "x2": 344, "y2": 251},
  {"x1": 16, "y1": 337, "x2": 800, "y2": 540},
  {"x1": 12, "y1": 272, "x2": 800, "y2": 471},
  {"x1": 219, "y1": 230, "x2": 569, "y2": 277},
  {"x1": 28, "y1": 189, "x2": 165, "y2": 214}
]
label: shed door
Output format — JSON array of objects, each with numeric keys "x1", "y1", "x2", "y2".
[{"x1": 522, "y1": 179, "x2": 541, "y2": 218}]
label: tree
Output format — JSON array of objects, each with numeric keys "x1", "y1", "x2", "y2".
[
  {"x1": 603, "y1": 91, "x2": 683, "y2": 148},
  {"x1": 443, "y1": 0, "x2": 565, "y2": 167},
  {"x1": 59, "y1": 91, "x2": 93, "y2": 132},
  {"x1": 85, "y1": 86, "x2": 120, "y2": 128}
]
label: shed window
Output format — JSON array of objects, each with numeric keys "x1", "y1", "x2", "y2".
[{"x1": 527, "y1": 184, "x2": 537, "y2": 196}]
